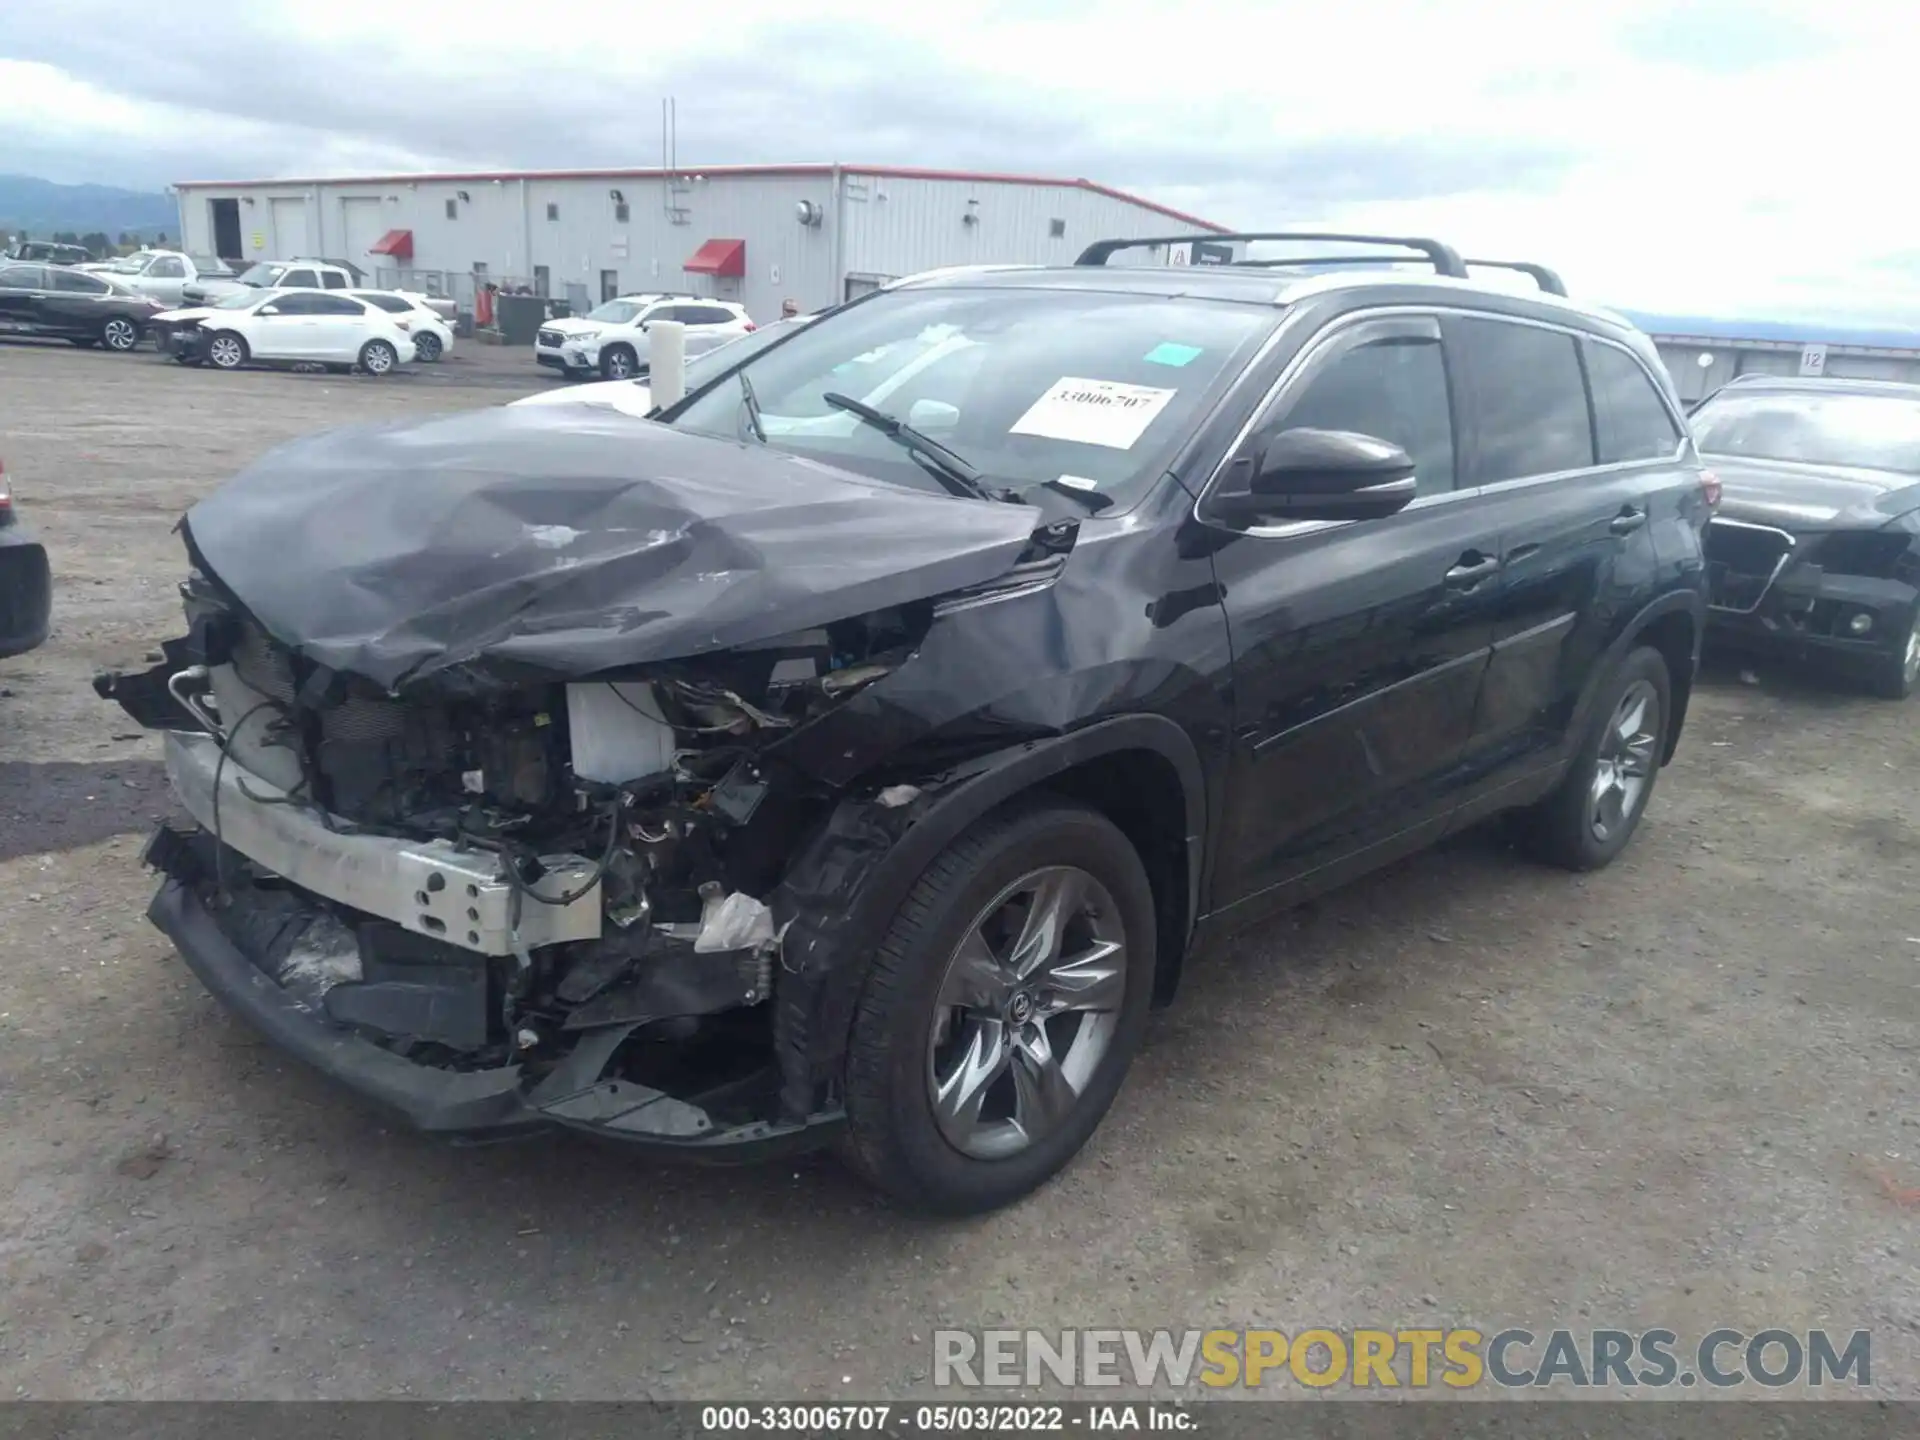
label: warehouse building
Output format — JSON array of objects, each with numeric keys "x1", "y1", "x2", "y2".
[
  {"x1": 1622, "y1": 311, "x2": 1920, "y2": 403},
  {"x1": 169, "y1": 164, "x2": 1228, "y2": 322}
]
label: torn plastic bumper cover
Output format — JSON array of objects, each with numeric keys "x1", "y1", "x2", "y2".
[{"x1": 144, "y1": 822, "x2": 843, "y2": 1154}]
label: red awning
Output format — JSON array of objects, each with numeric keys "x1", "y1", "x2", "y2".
[
  {"x1": 369, "y1": 229, "x2": 414, "y2": 260},
  {"x1": 684, "y1": 237, "x2": 746, "y2": 278}
]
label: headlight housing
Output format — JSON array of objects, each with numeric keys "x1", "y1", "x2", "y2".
[{"x1": 568, "y1": 328, "x2": 600, "y2": 344}]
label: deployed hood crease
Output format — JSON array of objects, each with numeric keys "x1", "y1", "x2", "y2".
[{"x1": 183, "y1": 407, "x2": 1044, "y2": 693}]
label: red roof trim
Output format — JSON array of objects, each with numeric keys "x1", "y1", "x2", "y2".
[{"x1": 171, "y1": 164, "x2": 1227, "y2": 232}]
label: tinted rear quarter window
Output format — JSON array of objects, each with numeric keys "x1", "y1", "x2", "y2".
[
  {"x1": 1450, "y1": 315, "x2": 1594, "y2": 483},
  {"x1": 1585, "y1": 340, "x2": 1680, "y2": 463}
]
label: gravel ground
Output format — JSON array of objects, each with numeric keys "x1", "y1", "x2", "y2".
[{"x1": 1, "y1": 339, "x2": 1916, "y2": 1403}]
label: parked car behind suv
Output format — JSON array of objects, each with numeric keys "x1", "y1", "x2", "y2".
[
  {"x1": 79, "y1": 249, "x2": 234, "y2": 308},
  {"x1": 181, "y1": 258, "x2": 362, "y2": 307},
  {"x1": 4, "y1": 240, "x2": 92, "y2": 266},
  {"x1": 536, "y1": 294, "x2": 753, "y2": 380},
  {"x1": 1689, "y1": 374, "x2": 1920, "y2": 698},
  {"x1": 0, "y1": 261, "x2": 166, "y2": 351},
  {"x1": 96, "y1": 232, "x2": 1710, "y2": 1215}
]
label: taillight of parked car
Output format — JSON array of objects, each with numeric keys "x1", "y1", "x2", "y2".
[{"x1": 1699, "y1": 469, "x2": 1722, "y2": 508}]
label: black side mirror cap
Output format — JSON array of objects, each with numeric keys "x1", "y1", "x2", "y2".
[{"x1": 1210, "y1": 427, "x2": 1419, "y2": 524}]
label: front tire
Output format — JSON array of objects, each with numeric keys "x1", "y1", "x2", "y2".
[
  {"x1": 413, "y1": 331, "x2": 443, "y2": 362},
  {"x1": 205, "y1": 331, "x2": 248, "y2": 370},
  {"x1": 1516, "y1": 645, "x2": 1671, "y2": 871},
  {"x1": 358, "y1": 338, "x2": 398, "y2": 375},
  {"x1": 101, "y1": 317, "x2": 140, "y2": 352},
  {"x1": 841, "y1": 798, "x2": 1156, "y2": 1215},
  {"x1": 600, "y1": 343, "x2": 637, "y2": 380}
]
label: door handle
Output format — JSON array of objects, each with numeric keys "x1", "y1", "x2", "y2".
[
  {"x1": 1444, "y1": 552, "x2": 1500, "y2": 589},
  {"x1": 1610, "y1": 507, "x2": 1648, "y2": 535}
]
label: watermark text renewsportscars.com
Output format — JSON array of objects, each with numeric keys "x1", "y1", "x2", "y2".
[{"x1": 933, "y1": 1327, "x2": 1872, "y2": 1390}]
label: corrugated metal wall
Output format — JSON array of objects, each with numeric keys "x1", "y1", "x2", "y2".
[
  {"x1": 1654, "y1": 339, "x2": 1920, "y2": 402},
  {"x1": 839, "y1": 175, "x2": 1196, "y2": 288},
  {"x1": 176, "y1": 171, "x2": 1216, "y2": 322}
]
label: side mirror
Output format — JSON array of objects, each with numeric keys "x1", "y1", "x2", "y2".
[
  {"x1": 1212, "y1": 427, "x2": 1417, "y2": 523},
  {"x1": 257, "y1": 304, "x2": 280, "y2": 316}
]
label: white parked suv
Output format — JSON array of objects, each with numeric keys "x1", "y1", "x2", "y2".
[
  {"x1": 154, "y1": 290, "x2": 416, "y2": 374},
  {"x1": 535, "y1": 295, "x2": 753, "y2": 380},
  {"x1": 512, "y1": 314, "x2": 812, "y2": 416},
  {"x1": 350, "y1": 290, "x2": 455, "y2": 362}
]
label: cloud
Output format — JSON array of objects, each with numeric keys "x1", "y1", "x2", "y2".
[{"x1": 2, "y1": 0, "x2": 1916, "y2": 320}]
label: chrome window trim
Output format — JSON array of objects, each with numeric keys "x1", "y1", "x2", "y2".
[
  {"x1": 1703, "y1": 517, "x2": 1798, "y2": 615},
  {"x1": 1195, "y1": 303, "x2": 1693, "y2": 541}
]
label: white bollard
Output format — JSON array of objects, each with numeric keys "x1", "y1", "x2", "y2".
[{"x1": 648, "y1": 319, "x2": 686, "y2": 408}]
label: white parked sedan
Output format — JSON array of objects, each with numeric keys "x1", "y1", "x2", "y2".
[
  {"x1": 349, "y1": 290, "x2": 455, "y2": 362},
  {"x1": 153, "y1": 290, "x2": 417, "y2": 374}
]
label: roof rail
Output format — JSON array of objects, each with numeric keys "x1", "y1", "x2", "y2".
[
  {"x1": 1461, "y1": 258, "x2": 1567, "y2": 296},
  {"x1": 1075, "y1": 231, "x2": 1468, "y2": 279}
]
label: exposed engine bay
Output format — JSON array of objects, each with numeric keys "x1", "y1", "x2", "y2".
[{"x1": 107, "y1": 569, "x2": 945, "y2": 1139}]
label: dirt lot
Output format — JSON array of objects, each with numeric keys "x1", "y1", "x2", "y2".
[{"x1": 2, "y1": 339, "x2": 1917, "y2": 1402}]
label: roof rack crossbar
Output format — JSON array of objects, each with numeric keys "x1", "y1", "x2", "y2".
[
  {"x1": 1075, "y1": 231, "x2": 1468, "y2": 278},
  {"x1": 1461, "y1": 258, "x2": 1568, "y2": 296},
  {"x1": 1230, "y1": 255, "x2": 1420, "y2": 270}
]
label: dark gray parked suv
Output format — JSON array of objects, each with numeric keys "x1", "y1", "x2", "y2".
[{"x1": 98, "y1": 232, "x2": 1712, "y2": 1213}]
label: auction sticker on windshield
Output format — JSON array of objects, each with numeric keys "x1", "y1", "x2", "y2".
[{"x1": 1011, "y1": 378, "x2": 1177, "y2": 450}]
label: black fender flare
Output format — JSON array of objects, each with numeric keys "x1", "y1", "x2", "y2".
[
  {"x1": 768, "y1": 713, "x2": 1207, "y2": 1118},
  {"x1": 1573, "y1": 587, "x2": 1704, "y2": 763}
]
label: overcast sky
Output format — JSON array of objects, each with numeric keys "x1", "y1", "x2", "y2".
[{"x1": 3, "y1": 0, "x2": 1915, "y2": 321}]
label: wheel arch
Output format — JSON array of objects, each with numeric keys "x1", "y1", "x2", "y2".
[
  {"x1": 769, "y1": 715, "x2": 1208, "y2": 1120},
  {"x1": 1579, "y1": 590, "x2": 1703, "y2": 764}
]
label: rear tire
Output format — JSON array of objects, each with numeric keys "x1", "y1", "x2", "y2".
[
  {"x1": 358, "y1": 339, "x2": 398, "y2": 375},
  {"x1": 600, "y1": 343, "x2": 637, "y2": 380},
  {"x1": 840, "y1": 798, "x2": 1156, "y2": 1215},
  {"x1": 1866, "y1": 608, "x2": 1920, "y2": 700},
  {"x1": 205, "y1": 331, "x2": 248, "y2": 370},
  {"x1": 413, "y1": 331, "x2": 443, "y2": 362},
  {"x1": 1514, "y1": 645, "x2": 1671, "y2": 871}
]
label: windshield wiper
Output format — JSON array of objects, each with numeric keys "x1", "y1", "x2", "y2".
[
  {"x1": 737, "y1": 368, "x2": 767, "y2": 442},
  {"x1": 820, "y1": 391, "x2": 1015, "y2": 504}
]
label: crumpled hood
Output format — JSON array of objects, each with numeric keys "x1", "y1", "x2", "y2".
[
  {"x1": 182, "y1": 406, "x2": 1044, "y2": 693},
  {"x1": 1709, "y1": 456, "x2": 1920, "y2": 532},
  {"x1": 154, "y1": 305, "x2": 215, "y2": 324}
]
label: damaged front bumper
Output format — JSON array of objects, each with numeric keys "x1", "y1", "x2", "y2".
[{"x1": 144, "y1": 821, "x2": 844, "y2": 1154}]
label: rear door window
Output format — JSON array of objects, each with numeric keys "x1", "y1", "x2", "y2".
[
  {"x1": 267, "y1": 292, "x2": 325, "y2": 315},
  {"x1": 282, "y1": 269, "x2": 319, "y2": 289},
  {"x1": 1448, "y1": 315, "x2": 1595, "y2": 483},
  {"x1": 1584, "y1": 340, "x2": 1682, "y2": 463},
  {"x1": 321, "y1": 271, "x2": 348, "y2": 290},
  {"x1": 311, "y1": 294, "x2": 367, "y2": 315},
  {"x1": 0, "y1": 264, "x2": 47, "y2": 290},
  {"x1": 52, "y1": 269, "x2": 110, "y2": 294}
]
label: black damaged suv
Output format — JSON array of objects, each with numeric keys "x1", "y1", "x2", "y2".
[{"x1": 98, "y1": 232, "x2": 1711, "y2": 1214}]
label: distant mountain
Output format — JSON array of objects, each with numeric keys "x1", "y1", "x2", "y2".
[{"x1": 0, "y1": 175, "x2": 176, "y2": 239}]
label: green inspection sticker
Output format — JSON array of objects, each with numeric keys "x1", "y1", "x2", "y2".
[{"x1": 1143, "y1": 342, "x2": 1203, "y2": 367}]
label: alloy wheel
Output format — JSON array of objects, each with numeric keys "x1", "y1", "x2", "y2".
[
  {"x1": 103, "y1": 318, "x2": 138, "y2": 351},
  {"x1": 1588, "y1": 679, "x2": 1661, "y2": 843},
  {"x1": 1904, "y1": 615, "x2": 1920, "y2": 686},
  {"x1": 605, "y1": 350, "x2": 634, "y2": 379},
  {"x1": 414, "y1": 332, "x2": 442, "y2": 362},
  {"x1": 208, "y1": 335, "x2": 244, "y2": 369},
  {"x1": 926, "y1": 865, "x2": 1127, "y2": 1161},
  {"x1": 362, "y1": 343, "x2": 394, "y2": 374}
]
